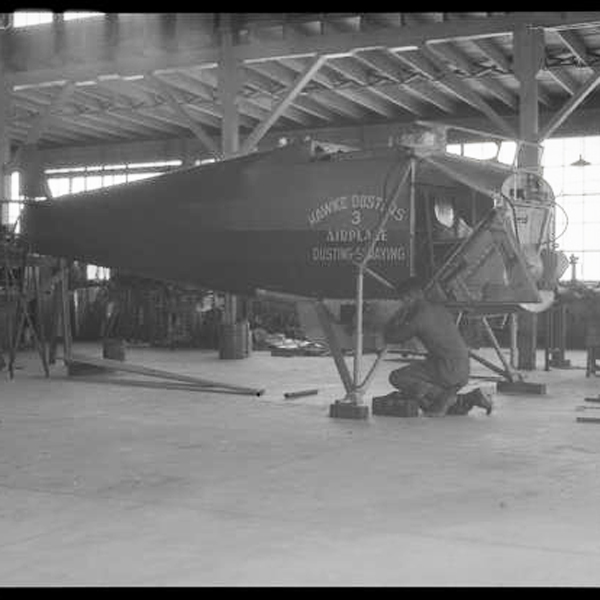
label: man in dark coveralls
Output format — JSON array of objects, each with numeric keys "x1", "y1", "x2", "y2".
[{"x1": 383, "y1": 277, "x2": 493, "y2": 417}]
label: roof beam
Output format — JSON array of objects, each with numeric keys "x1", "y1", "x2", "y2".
[
  {"x1": 471, "y1": 37, "x2": 511, "y2": 72},
  {"x1": 199, "y1": 64, "x2": 312, "y2": 127},
  {"x1": 9, "y1": 81, "x2": 75, "y2": 168},
  {"x1": 403, "y1": 82, "x2": 455, "y2": 112},
  {"x1": 323, "y1": 59, "x2": 397, "y2": 117},
  {"x1": 236, "y1": 12, "x2": 600, "y2": 65},
  {"x1": 103, "y1": 109, "x2": 184, "y2": 137},
  {"x1": 369, "y1": 86, "x2": 423, "y2": 115},
  {"x1": 325, "y1": 55, "x2": 423, "y2": 114},
  {"x1": 241, "y1": 54, "x2": 326, "y2": 153},
  {"x1": 104, "y1": 109, "x2": 179, "y2": 136},
  {"x1": 278, "y1": 57, "x2": 368, "y2": 119},
  {"x1": 325, "y1": 56, "x2": 422, "y2": 114},
  {"x1": 556, "y1": 29, "x2": 589, "y2": 66},
  {"x1": 354, "y1": 49, "x2": 409, "y2": 82},
  {"x1": 150, "y1": 73, "x2": 256, "y2": 128},
  {"x1": 356, "y1": 49, "x2": 454, "y2": 113},
  {"x1": 289, "y1": 97, "x2": 337, "y2": 122},
  {"x1": 405, "y1": 45, "x2": 517, "y2": 137},
  {"x1": 335, "y1": 88, "x2": 396, "y2": 118},
  {"x1": 373, "y1": 49, "x2": 455, "y2": 112},
  {"x1": 72, "y1": 114, "x2": 137, "y2": 139},
  {"x1": 243, "y1": 67, "x2": 335, "y2": 121},
  {"x1": 185, "y1": 67, "x2": 263, "y2": 125},
  {"x1": 245, "y1": 62, "x2": 297, "y2": 86},
  {"x1": 540, "y1": 69, "x2": 600, "y2": 139},
  {"x1": 547, "y1": 67, "x2": 578, "y2": 95},
  {"x1": 25, "y1": 82, "x2": 75, "y2": 145},
  {"x1": 108, "y1": 108, "x2": 185, "y2": 134},
  {"x1": 169, "y1": 71, "x2": 219, "y2": 99},
  {"x1": 51, "y1": 114, "x2": 129, "y2": 141},
  {"x1": 326, "y1": 56, "x2": 371, "y2": 84},
  {"x1": 145, "y1": 73, "x2": 221, "y2": 158},
  {"x1": 428, "y1": 42, "x2": 518, "y2": 109},
  {"x1": 33, "y1": 104, "x2": 600, "y2": 169},
  {"x1": 15, "y1": 89, "x2": 224, "y2": 134},
  {"x1": 96, "y1": 75, "x2": 156, "y2": 105},
  {"x1": 75, "y1": 111, "x2": 151, "y2": 138},
  {"x1": 136, "y1": 106, "x2": 198, "y2": 132},
  {"x1": 232, "y1": 97, "x2": 270, "y2": 124},
  {"x1": 69, "y1": 83, "x2": 115, "y2": 107},
  {"x1": 241, "y1": 91, "x2": 312, "y2": 126},
  {"x1": 301, "y1": 88, "x2": 367, "y2": 119},
  {"x1": 10, "y1": 13, "x2": 600, "y2": 88}
]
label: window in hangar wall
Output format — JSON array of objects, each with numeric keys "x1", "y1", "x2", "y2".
[
  {"x1": 8, "y1": 159, "x2": 182, "y2": 280},
  {"x1": 12, "y1": 11, "x2": 104, "y2": 27},
  {"x1": 448, "y1": 137, "x2": 600, "y2": 282},
  {"x1": 44, "y1": 159, "x2": 182, "y2": 197}
]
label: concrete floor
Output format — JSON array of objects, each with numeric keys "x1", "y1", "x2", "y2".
[{"x1": 1, "y1": 342, "x2": 600, "y2": 586}]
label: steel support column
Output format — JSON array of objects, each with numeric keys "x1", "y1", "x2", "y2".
[
  {"x1": 218, "y1": 15, "x2": 243, "y2": 338},
  {"x1": 0, "y1": 29, "x2": 11, "y2": 226},
  {"x1": 219, "y1": 15, "x2": 240, "y2": 159},
  {"x1": 514, "y1": 25, "x2": 545, "y2": 370}
]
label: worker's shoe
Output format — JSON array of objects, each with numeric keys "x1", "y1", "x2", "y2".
[
  {"x1": 446, "y1": 395, "x2": 473, "y2": 416},
  {"x1": 469, "y1": 388, "x2": 493, "y2": 415},
  {"x1": 449, "y1": 387, "x2": 493, "y2": 416},
  {"x1": 422, "y1": 390, "x2": 458, "y2": 417},
  {"x1": 372, "y1": 392, "x2": 419, "y2": 417}
]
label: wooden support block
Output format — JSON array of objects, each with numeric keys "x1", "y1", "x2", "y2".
[
  {"x1": 372, "y1": 395, "x2": 419, "y2": 417},
  {"x1": 549, "y1": 358, "x2": 571, "y2": 369},
  {"x1": 576, "y1": 416, "x2": 600, "y2": 423},
  {"x1": 497, "y1": 381, "x2": 546, "y2": 395},
  {"x1": 329, "y1": 401, "x2": 369, "y2": 420},
  {"x1": 102, "y1": 338, "x2": 126, "y2": 361}
]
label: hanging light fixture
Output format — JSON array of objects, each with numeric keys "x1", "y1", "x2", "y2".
[{"x1": 571, "y1": 154, "x2": 591, "y2": 167}]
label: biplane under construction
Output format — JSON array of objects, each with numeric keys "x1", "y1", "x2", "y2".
[{"x1": 19, "y1": 129, "x2": 560, "y2": 417}]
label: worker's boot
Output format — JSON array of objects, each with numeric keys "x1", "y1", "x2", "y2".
[
  {"x1": 447, "y1": 388, "x2": 493, "y2": 416},
  {"x1": 465, "y1": 387, "x2": 493, "y2": 415},
  {"x1": 372, "y1": 391, "x2": 420, "y2": 417},
  {"x1": 422, "y1": 389, "x2": 458, "y2": 417},
  {"x1": 446, "y1": 395, "x2": 473, "y2": 416}
]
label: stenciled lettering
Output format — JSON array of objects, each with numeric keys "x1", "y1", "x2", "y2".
[
  {"x1": 307, "y1": 196, "x2": 348, "y2": 226},
  {"x1": 325, "y1": 229, "x2": 388, "y2": 243},
  {"x1": 308, "y1": 193, "x2": 407, "y2": 226},
  {"x1": 310, "y1": 245, "x2": 406, "y2": 262}
]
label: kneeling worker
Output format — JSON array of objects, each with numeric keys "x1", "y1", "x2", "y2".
[{"x1": 382, "y1": 277, "x2": 493, "y2": 417}]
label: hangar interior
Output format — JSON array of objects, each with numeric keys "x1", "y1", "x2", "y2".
[{"x1": 3, "y1": 11, "x2": 600, "y2": 586}]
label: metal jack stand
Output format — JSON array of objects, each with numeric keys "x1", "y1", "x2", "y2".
[
  {"x1": 328, "y1": 159, "x2": 413, "y2": 419},
  {"x1": 318, "y1": 291, "x2": 389, "y2": 420},
  {"x1": 256, "y1": 288, "x2": 389, "y2": 419},
  {"x1": 254, "y1": 158, "x2": 413, "y2": 419}
]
